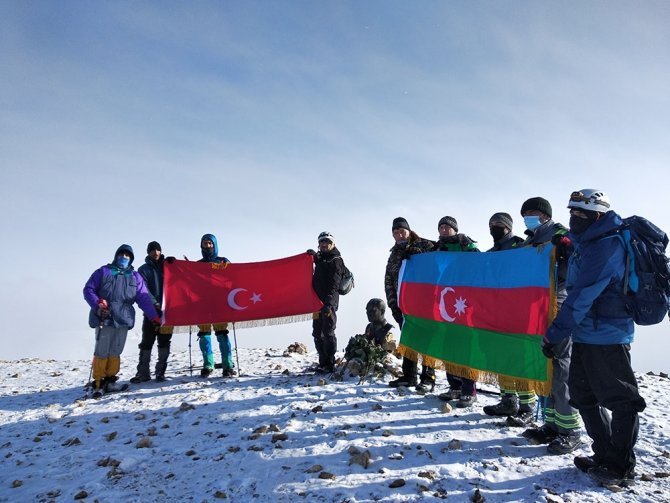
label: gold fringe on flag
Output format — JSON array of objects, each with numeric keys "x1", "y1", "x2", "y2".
[{"x1": 397, "y1": 343, "x2": 552, "y2": 396}]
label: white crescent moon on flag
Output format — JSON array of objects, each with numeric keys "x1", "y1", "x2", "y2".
[
  {"x1": 228, "y1": 288, "x2": 248, "y2": 310},
  {"x1": 439, "y1": 286, "x2": 456, "y2": 322}
]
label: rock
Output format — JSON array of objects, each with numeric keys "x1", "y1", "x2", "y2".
[
  {"x1": 272, "y1": 433, "x2": 288, "y2": 443},
  {"x1": 214, "y1": 490, "x2": 228, "y2": 499},
  {"x1": 372, "y1": 403, "x2": 383, "y2": 411},
  {"x1": 285, "y1": 342, "x2": 308, "y2": 355},
  {"x1": 147, "y1": 427, "x2": 157, "y2": 437},
  {"x1": 447, "y1": 439, "x2": 462, "y2": 450},
  {"x1": 268, "y1": 424, "x2": 280, "y2": 432},
  {"x1": 305, "y1": 464, "x2": 323, "y2": 473},
  {"x1": 105, "y1": 432, "x2": 117, "y2": 442},
  {"x1": 471, "y1": 488, "x2": 486, "y2": 502},
  {"x1": 381, "y1": 430, "x2": 394, "y2": 437},
  {"x1": 282, "y1": 369, "x2": 290, "y2": 375},
  {"x1": 655, "y1": 471, "x2": 670, "y2": 478},
  {"x1": 641, "y1": 473, "x2": 654, "y2": 482},
  {"x1": 228, "y1": 446, "x2": 240, "y2": 453},
  {"x1": 11, "y1": 480, "x2": 22, "y2": 488},
  {"x1": 389, "y1": 479, "x2": 405, "y2": 488},
  {"x1": 318, "y1": 471, "x2": 335, "y2": 480},
  {"x1": 62, "y1": 438, "x2": 81, "y2": 447},
  {"x1": 253, "y1": 425, "x2": 269, "y2": 434},
  {"x1": 311, "y1": 405, "x2": 323, "y2": 413},
  {"x1": 97, "y1": 457, "x2": 120, "y2": 467},
  {"x1": 136, "y1": 437, "x2": 153, "y2": 448},
  {"x1": 660, "y1": 372, "x2": 668, "y2": 379},
  {"x1": 74, "y1": 490, "x2": 88, "y2": 500},
  {"x1": 100, "y1": 417, "x2": 110, "y2": 423},
  {"x1": 441, "y1": 403, "x2": 453, "y2": 414},
  {"x1": 179, "y1": 402, "x2": 195, "y2": 412},
  {"x1": 185, "y1": 450, "x2": 196, "y2": 456},
  {"x1": 418, "y1": 471, "x2": 437, "y2": 480},
  {"x1": 348, "y1": 449, "x2": 372, "y2": 469},
  {"x1": 316, "y1": 378, "x2": 327, "y2": 386}
]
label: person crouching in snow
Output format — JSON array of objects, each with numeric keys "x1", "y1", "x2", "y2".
[{"x1": 83, "y1": 244, "x2": 160, "y2": 396}]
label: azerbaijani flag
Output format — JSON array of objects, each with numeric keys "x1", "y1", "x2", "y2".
[
  {"x1": 398, "y1": 245, "x2": 556, "y2": 394},
  {"x1": 163, "y1": 253, "x2": 323, "y2": 328}
]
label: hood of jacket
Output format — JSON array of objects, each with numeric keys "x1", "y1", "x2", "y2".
[{"x1": 569, "y1": 210, "x2": 623, "y2": 245}]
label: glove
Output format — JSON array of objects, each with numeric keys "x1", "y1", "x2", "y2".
[
  {"x1": 151, "y1": 316, "x2": 162, "y2": 327},
  {"x1": 551, "y1": 234, "x2": 572, "y2": 259},
  {"x1": 154, "y1": 304, "x2": 163, "y2": 317},
  {"x1": 306, "y1": 249, "x2": 317, "y2": 256},
  {"x1": 541, "y1": 335, "x2": 555, "y2": 359},
  {"x1": 320, "y1": 305, "x2": 334, "y2": 318},
  {"x1": 97, "y1": 299, "x2": 110, "y2": 319},
  {"x1": 391, "y1": 307, "x2": 404, "y2": 328},
  {"x1": 166, "y1": 256, "x2": 176, "y2": 264}
]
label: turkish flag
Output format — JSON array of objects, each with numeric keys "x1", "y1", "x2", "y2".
[{"x1": 163, "y1": 253, "x2": 323, "y2": 325}]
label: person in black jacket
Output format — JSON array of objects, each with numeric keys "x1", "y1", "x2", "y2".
[
  {"x1": 130, "y1": 241, "x2": 173, "y2": 383},
  {"x1": 310, "y1": 231, "x2": 345, "y2": 374}
]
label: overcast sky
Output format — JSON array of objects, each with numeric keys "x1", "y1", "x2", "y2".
[{"x1": 1, "y1": 1, "x2": 668, "y2": 372}]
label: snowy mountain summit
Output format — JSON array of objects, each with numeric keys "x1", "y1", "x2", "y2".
[{"x1": 1, "y1": 348, "x2": 669, "y2": 502}]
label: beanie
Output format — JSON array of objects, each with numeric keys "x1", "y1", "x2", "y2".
[
  {"x1": 147, "y1": 241, "x2": 162, "y2": 254},
  {"x1": 438, "y1": 216, "x2": 458, "y2": 232},
  {"x1": 392, "y1": 217, "x2": 410, "y2": 232},
  {"x1": 489, "y1": 212, "x2": 513, "y2": 231},
  {"x1": 318, "y1": 231, "x2": 335, "y2": 243},
  {"x1": 520, "y1": 197, "x2": 552, "y2": 218}
]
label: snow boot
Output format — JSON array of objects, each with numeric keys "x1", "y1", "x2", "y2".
[
  {"x1": 588, "y1": 465, "x2": 634, "y2": 487},
  {"x1": 438, "y1": 388, "x2": 462, "y2": 402},
  {"x1": 547, "y1": 432, "x2": 584, "y2": 454},
  {"x1": 389, "y1": 376, "x2": 418, "y2": 388},
  {"x1": 103, "y1": 376, "x2": 127, "y2": 393},
  {"x1": 483, "y1": 395, "x2": 519, "y2": 416},
  {"x1": 506, "y1": 407, "x2": 534, "y2": 427},
  {"x1": 522, "y1": 424, "x2": 558, "y2": 444},
  {"x1": 155, "y1": 346, "x2": 170, "y2": 381},
  {"x1": 574, "y1": 455, "x2": 600, "y2": 473},
  {"x1": 130, "y1": 349, "x2": 152, "y2": 383},
  {"x1": 455, "y1": 394, "x2": 478, "y2": 408}
]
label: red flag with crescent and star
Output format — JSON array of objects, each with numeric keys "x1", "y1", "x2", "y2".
[{"x1": 163, "y1": 253, "x2": 323, "y2": 326}]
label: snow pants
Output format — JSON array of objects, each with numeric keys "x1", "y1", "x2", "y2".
[
  {"x1": 312, "y1": 310, "x2": 337, "y2": 368},
  {"x1": 545, "y1": 337, "x2": 581, "y2": 435},
  {"x1": 198, "y1": 323, "x2": 233, "y2": 370},
  {"x1": 92, "y1": 325, "x2": 129, "y2": 387},
  {"x1": 569, "y1": 342, "x2": 646, "y2": 475}
]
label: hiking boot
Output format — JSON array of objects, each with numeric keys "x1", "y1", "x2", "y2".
[
  {"x1": 483, "y1": 396, "x2": 519, "y2": 417},
  {"x1": 155, "y1": 374, "x2": 167, "y2": 382},
  {"x1": 547, "y1": 433, "x2": 584, "y2": 455},
  {"x1": 437, "y1": 388, "x2": 462, "y2": 402},
  {"x1": 588, "y1": 465, "x2": 632, "y2": 487},
  {"x1": 200, "y1": 367, "x2": 214, "y2": 377},
  {"x1": 522, "y1": 424, "x2": 558, "y2": 444},
  {"x1": 415, "y1": 381, "x2": 435, "y2": 395},
  {"x1": 506, "y1": 408, "x2": 534, "y2": 427},
  {"x1": 315, "y1": 365, "x2": 334, "y2": 374},
  {"x1": 104, "y1": 380, "x2": 126, "y2": 393},
  {"x1": 455, "y1": 394, "x2": 477, "y2": 408},
  {"x1": 130, "y1": 374, "x2": 151, "y2": 384},
  {"x1": 389, "y1": 376, "x2": 418, "y2": 388},
  {"x1": 574, "y1": 455, "x2": 600, "y2": 473},
  {"x1": 222, "y1": 368, "x2": 237, "y2": 377}
]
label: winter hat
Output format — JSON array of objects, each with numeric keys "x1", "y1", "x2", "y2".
[
  {"x1": 318, "y1": 231, "x2": 335, "y2": 243},
  {"x1": 147, "y1": 241, "x2": 162, "y2": 254},
  {"x1": 392, "y1": 217, "x2": 410, "y2": 232},
  {"x1": 520, "y1": 197, "x2": 552, "y2": 218},
  {"x1": 438, "y1": 216, "x2": 458, "y2": 232},
  {"x1": 489, "y1": 212, "x2": 513, "y2": 231},
  {"x1": 114, "y1": 244, "x2": 134, "y2": 264}
]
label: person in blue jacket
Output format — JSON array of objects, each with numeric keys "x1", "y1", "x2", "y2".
[
  {"x1": 543, "y1": 189, "x2": 646, "y2": 487},
  {"x1": 197, "y1": 233, "x2": 235, "y2": 377}
]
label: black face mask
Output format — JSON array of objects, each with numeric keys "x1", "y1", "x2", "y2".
[
  {"x1": 569, "y1": 213, "x2": 599, "y2": 234},
  {"x1": 490, "y1": 227, "x2": 506, "y2": 242}
]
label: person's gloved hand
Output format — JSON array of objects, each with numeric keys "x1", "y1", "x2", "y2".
[
  {"x1": 151, "y1": 316, "x2": 162, "y2": 327},
  {"x1": 551, "y1": 234, "x2": 573, "y2": 259},
  {"x1": 165, "y1": 256, "x2": 176, "y2": 264},
  {"x1": 391, "y1": 307, "x2": 404, "y2": 328},
  {"x1": 306, "y1": 249, "x2": 317, "y2": 256},
  {"x1": 153, "y1": 304, "x2": 163, "y2": 317},
  {"x1": 320, "y1": 305, "x2": 334, "y2": 318},
  {"x1": 541, "y1": 335, "x2": 555, "y2": 359},
  {"x1": 97, "y1": 299, "x2": 110, "y2": 319}
]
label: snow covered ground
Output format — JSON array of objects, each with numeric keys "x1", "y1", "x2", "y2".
[{"x1": 1, "y1": 347, "x2": 669, "y2": 502}]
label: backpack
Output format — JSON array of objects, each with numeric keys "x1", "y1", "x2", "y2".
[
  {"x1": 611, "y1": 216, "x2": 670, "y2": 325},
  {"x1": 337, "y1": 258, "x2": 354, "y2": 295}
]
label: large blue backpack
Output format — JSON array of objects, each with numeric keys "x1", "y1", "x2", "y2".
[{"x1": 612, "y1": 216, "x2": 670, "y2": 325}]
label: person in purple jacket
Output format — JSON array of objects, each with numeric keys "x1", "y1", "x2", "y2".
[{"x1": 83, "y1": 244, "x2": 160, "y2": 397}]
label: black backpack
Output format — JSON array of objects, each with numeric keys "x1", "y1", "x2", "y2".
[
  {"x1": 336, "y1": 258, "x2": 354, "y2": 295},
  {"x1": 610, "y1": 216, "x2": 670, "y2": 325}
]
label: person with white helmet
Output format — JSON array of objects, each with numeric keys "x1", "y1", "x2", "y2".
[{"x1": 543, "y1": 189, "x2": 646, "y2": 487}]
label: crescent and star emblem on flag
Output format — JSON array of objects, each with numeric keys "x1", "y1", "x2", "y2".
[
  {"x1": 227, "y1": 288, "x2": 263, "y2": 311},
  {"x1": 438, "y1": 286, "x2": 468, "y2": 323}
]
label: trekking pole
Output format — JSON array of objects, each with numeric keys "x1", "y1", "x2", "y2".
[
  {"x1": 232, "y1": 323, "x2": 241, "y2": 376},
  {"x1": 188, "y1": 326, "x2": 193, "y2": 377}
]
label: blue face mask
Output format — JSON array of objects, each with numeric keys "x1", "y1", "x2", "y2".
[
  {"x1": 115, "y1": 256, "x2": 130, "y2": 269},
  {"x1": 523, "y1": 215, "x2": 543, "y2": 231}
]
